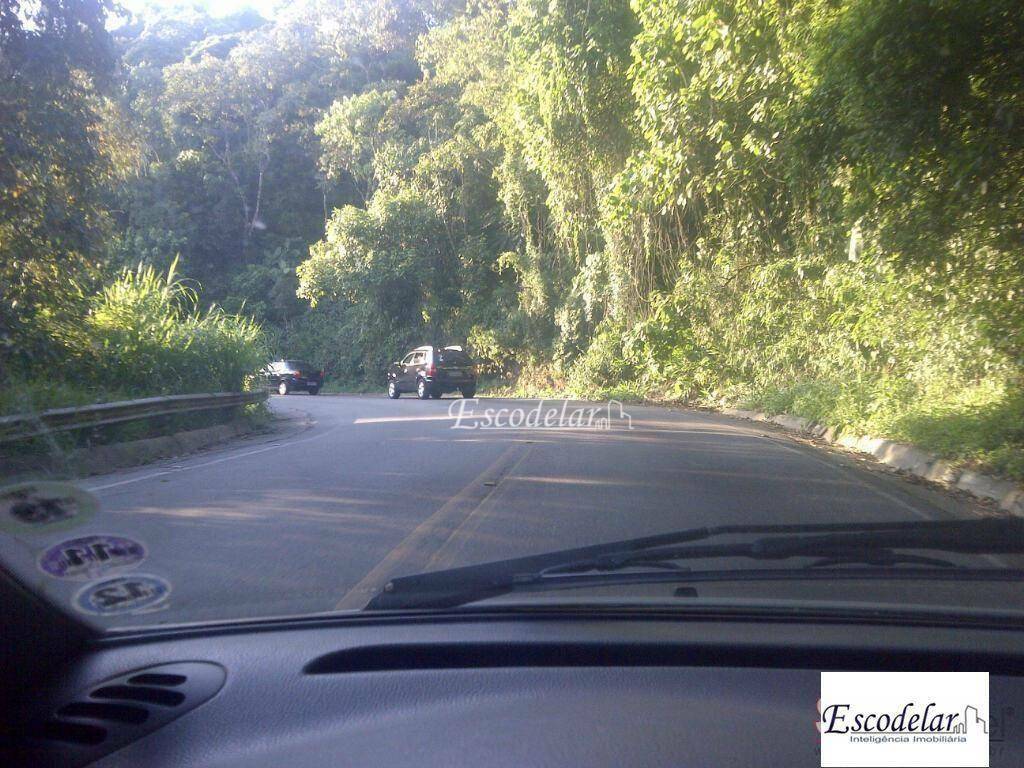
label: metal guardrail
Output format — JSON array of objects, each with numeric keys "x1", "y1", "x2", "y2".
[{"x1": 0, "y1": 391, "x2": 267, "y2": 443}]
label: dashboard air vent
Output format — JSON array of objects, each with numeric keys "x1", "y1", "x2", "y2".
[{"x1": 23, "y1": 661, "x2": 225, "y2": 768}]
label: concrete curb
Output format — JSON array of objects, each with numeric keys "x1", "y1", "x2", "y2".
[
  {"x1": 74, "y1": 420, "x2": 257, "y2": 475},
  {"x1": 1, "y1": 419, "x2": 261, "y2": 480},
  {"x1": 720, "y1": 407, "x2": 1024, "y2": 516}
]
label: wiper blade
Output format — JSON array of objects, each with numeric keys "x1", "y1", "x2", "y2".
[
  {"x1": 542, "y1": 549, "x2": 961, "y2": 577},
  {"x1": 805, "y1": 552, "x2": 957, "y2": 569},
  {"x1": 452, "y1": 564, "x2": 1024, "y2": 599},
  {"x1": 365, "y1": 517, "x2": 1024, "y2": 610},
  {"x1": 540, "y1": 530, "x2": 979, "y2": 575}
]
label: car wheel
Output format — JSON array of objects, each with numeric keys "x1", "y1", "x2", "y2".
[
  {"x1": 460, "y1": 386, "x2": 476, "y2": 398},
  {"x1": 277, "y1": 381, "x2": 289, "y2": 396},
  {"x1": 308, "y1": 386, "x2": 320, "y2": 395},
  {"x1": 417, "y1": 378, "x2": 431, "y2": 400},
  {"x1": 387, "y1": 381, "x2": 400, "y2": 399}
]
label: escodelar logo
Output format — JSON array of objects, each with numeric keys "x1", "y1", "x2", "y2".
[
  {"x1": 820, "y1": 672, "x2": 989, "y2": 768},
  {"x1": 821, "y1": 701, "x2": 987, "y2": 739}
]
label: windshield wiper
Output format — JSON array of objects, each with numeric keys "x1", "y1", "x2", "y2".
[{"x1": 364, "y1": 517, "x2": 1024, "y2": 610}]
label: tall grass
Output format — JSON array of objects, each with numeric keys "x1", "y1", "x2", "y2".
[
  {"x1": 83, "y1": 259, "x2": 265, "y2": 393},
  {"x1": 1, "y1": 259, "x2": 266, "y2": 415}
]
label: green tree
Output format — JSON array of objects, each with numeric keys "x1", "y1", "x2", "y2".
[
  {"x1": 0, "y1": 0, "x2": 119, "y2": 370},
  {"x1": 317, "y1": 89, "x2": 403, "y2": 203}
]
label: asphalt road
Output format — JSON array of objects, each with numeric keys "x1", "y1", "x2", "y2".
[{"x1": 4, "y1": 394, "x2": 992, "y2": 627}]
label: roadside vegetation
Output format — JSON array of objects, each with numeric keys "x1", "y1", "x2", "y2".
[
  {"x1": 0, "y1": 259, "x2": 264, "y2": 416},
  {"x1": 1, "y1": 0, "x2": 1021, "y2": 478}
]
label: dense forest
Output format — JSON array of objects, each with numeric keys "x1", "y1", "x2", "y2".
[{"x1": 1, "y1": 0, "x2": 1022, "y2": 478}]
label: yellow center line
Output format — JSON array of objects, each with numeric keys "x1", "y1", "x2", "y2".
[
  {"x1": 333, "y1": 441, "x2": 532, "y2": 610},
  {"x1": 423, "y1": 445, "x2": 535, "y2": 572}
]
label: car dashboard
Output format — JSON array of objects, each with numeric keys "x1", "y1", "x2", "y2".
[{"x1": 6, "y1": 606, "x2": 1024, "y2": 768}]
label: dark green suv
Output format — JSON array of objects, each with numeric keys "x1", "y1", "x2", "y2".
[{"x1": 386, "y1": 346, "x2": 476, "y2": 399}]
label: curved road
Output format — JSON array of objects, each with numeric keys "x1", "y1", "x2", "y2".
[{"x1": 10, "y1": 394, "x2": 985, "y2": 627}]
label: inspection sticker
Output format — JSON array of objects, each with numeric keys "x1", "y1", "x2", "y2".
[
  {"x1": 73, "y1": 574, "x2": 171, "y2": 616},
  {"x1": 39, "y1": 535, "x2": 146, "y2": 581},
  {"x1": 0, "y1": 482, "x2": 98, "y2": 534}
]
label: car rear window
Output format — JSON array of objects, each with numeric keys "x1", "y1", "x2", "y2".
[{"x1": 438, "y1": 350, "x2": 471, "y2": 365}]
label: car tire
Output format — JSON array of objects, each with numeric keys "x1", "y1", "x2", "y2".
[
  {"x1": 387, "y1": 381, "x2": 400, "y2": 399},
  {"x1": 417, "y1": 378, "x2": 432, "y2": 400},
  {"x1": 308, "y1": 386, "x2": 320, "y2": 395},
  {"x1": 460, "y1": 386, "x2": 476, "y2": 398},
  {"x1": 278, "y1": 381, "x2": 289, "y2": 396}
]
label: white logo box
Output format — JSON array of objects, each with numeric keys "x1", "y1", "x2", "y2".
[{"x1": 821, "y1": 671, "x2": 989, "y2": 767}]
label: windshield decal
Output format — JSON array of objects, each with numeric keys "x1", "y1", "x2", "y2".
[
  {"x1": 0, "y1": 482, "x2": 97, "y2": 535},
  {"x1": 38, "y1": 535, "x2": 146, "y2": 581},
  {"x1": 72, "y1": 574, "x2": 171, "y2": 617}
]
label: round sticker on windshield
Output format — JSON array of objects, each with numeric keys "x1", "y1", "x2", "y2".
[
  {"x1": 0, "y1": 482, "x2": 98, "y2": 535},
  {"x1": 39, "y1": 535, "x2": 146, "y2": 581},
  {"x1": 73, "y1": 574, "x2": 171, "y2": 616}
]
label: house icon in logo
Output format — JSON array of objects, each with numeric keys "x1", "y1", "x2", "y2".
[
  {"x1": 603, "y1": 400, "x2": 633, "y2": 430},
  {"x1": 952, "y1": 706, "x2": 987, "y2": 735}
]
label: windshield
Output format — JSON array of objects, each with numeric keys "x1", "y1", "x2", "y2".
[{"x1": 1, "y1": 0, "x2": 1021, "y2": 633}]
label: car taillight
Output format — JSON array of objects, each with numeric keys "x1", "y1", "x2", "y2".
[
  {"x1": 320, "y1": 370, "x2": 325, "y2": 379},
  {"x1": 293, "y1": 370, "x2": 302, "y2": 378},
  {"x1": 426, "y1": 364, "x2": 436, "y2": 377}
]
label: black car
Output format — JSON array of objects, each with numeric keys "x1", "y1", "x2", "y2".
[
  {"x1": 387, "y1": 346, "x2": 476, "y2": 399},
  {"x1": 264, "y1": 360, "x2": 325, "y2": 395}
]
